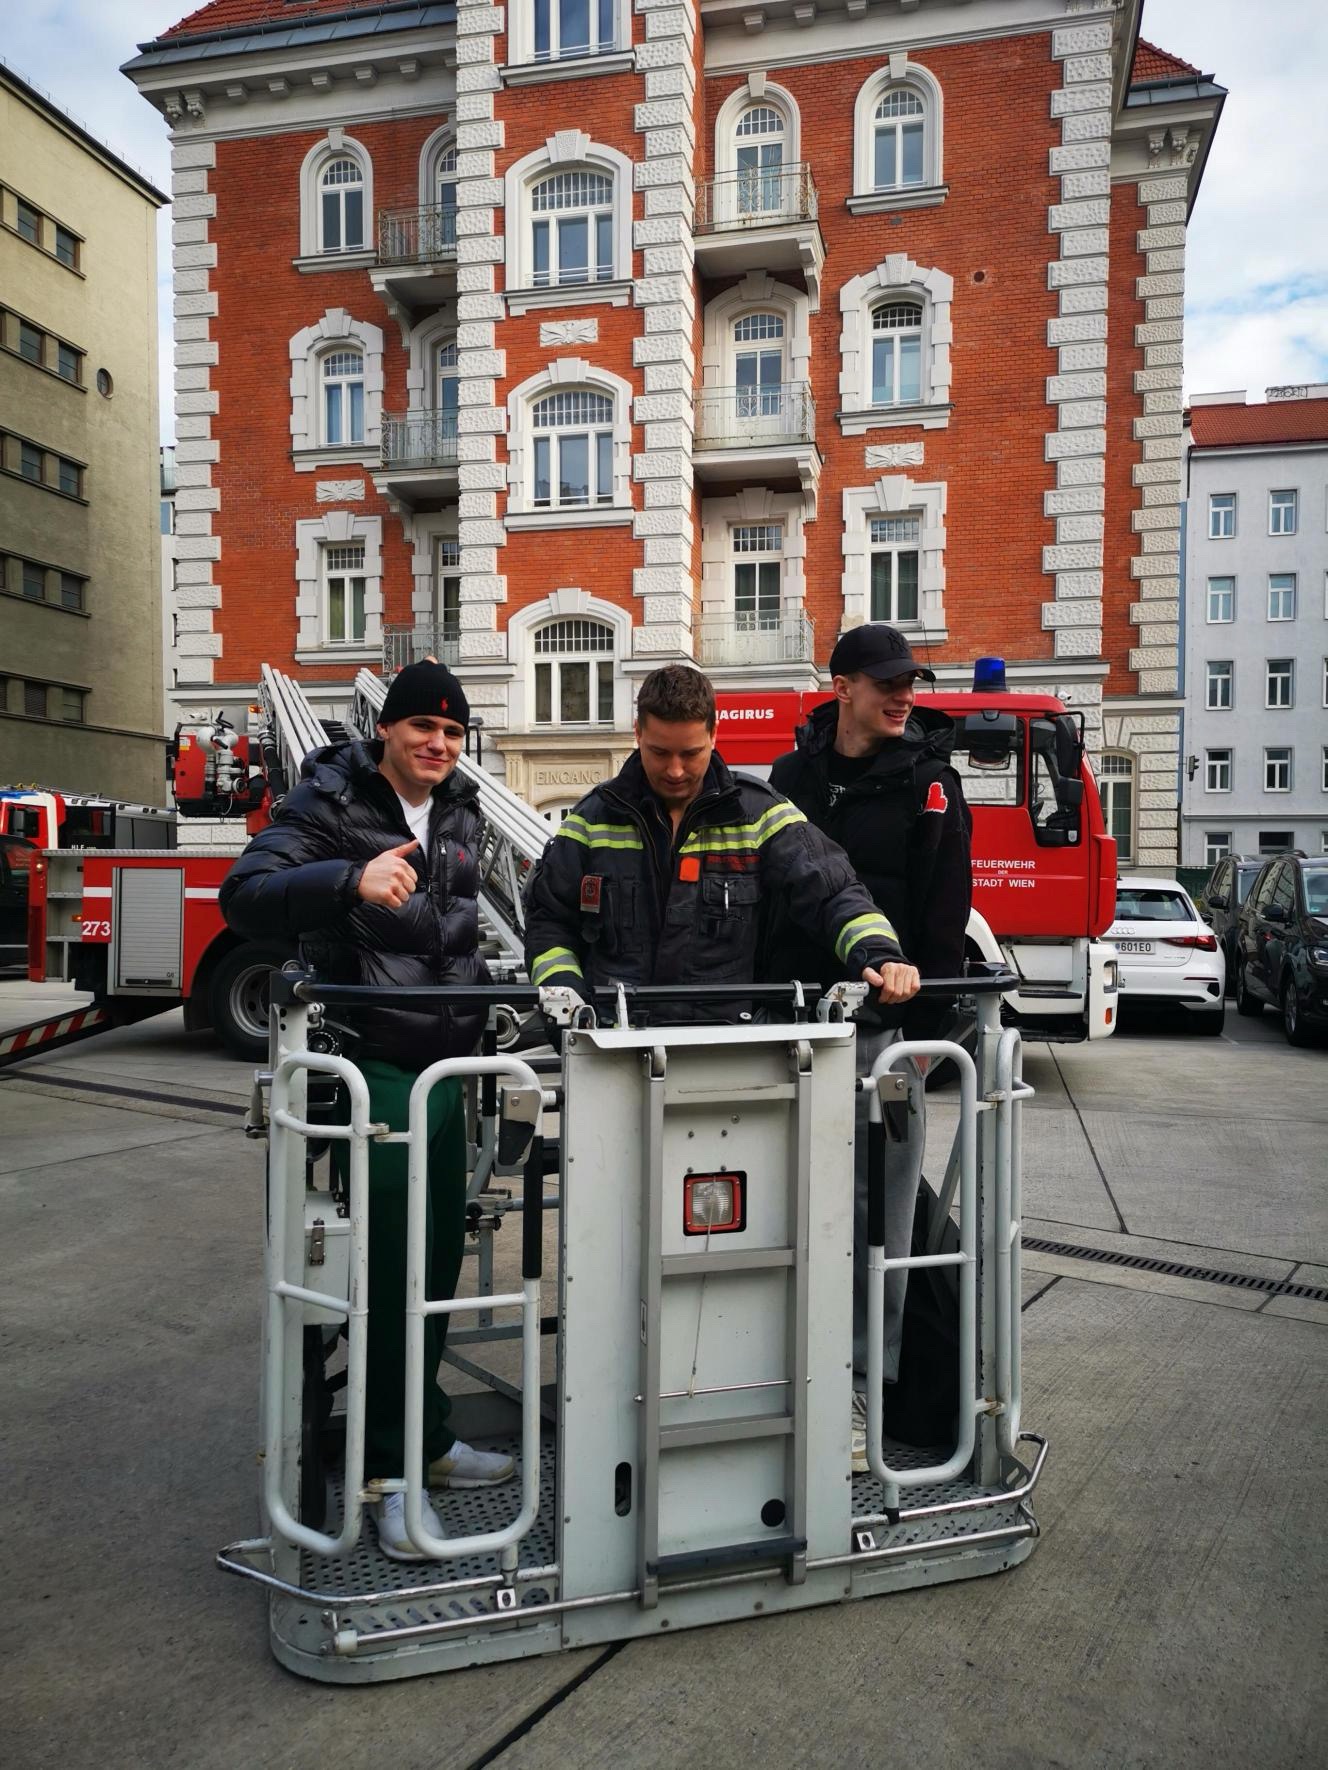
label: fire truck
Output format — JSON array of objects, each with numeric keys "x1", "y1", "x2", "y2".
[
  {"x1": 714, "y1": 660, "x2": 1119, "y2": 1041},
  {"x1": 5, "y1": 669, "x2": 545, "y2": 1071},
  {"x1": 0, "y1": 786, "x2": 175, "y2": 852}
]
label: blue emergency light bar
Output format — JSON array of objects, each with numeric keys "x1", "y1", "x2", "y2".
[{"x1": 973, "y1": 656, "x2": 1007, "y2": 692}]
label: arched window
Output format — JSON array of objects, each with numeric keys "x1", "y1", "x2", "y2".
[
  {"x1": 320, "y1": 156, "x2": 365, "y2": 252},
  {"x1": 531, "y1": 390, "x2": 614, "y2": 509},
  {"x1": 870, "y1": 301, "x2": 923, "y2": 407},
  {"x1": 851, "y1": 63, "x2": 943, "y2": 206},
  {"x1": 435, "y1": 341, "x2": 458, "y2": 414},
  {"x1": 321, "y1": 349, "x2": 365, "y2": 445},
  {"x1": 530, "y1": 170, "x2": 614, "y2": 288},
  {"x1": 533, "y1": 617, "x2": 614, "y2": 725},
  {"x1": 435, "y1": 143, "x2": 457, "y2": 252},
  {"x1": 1099, "y1": 753, "x2": 1136, "y2": 865},
  {"x1": 733, "y1": 313, "x2": 785, "y2": 418},
  {"x1": 735, "y1": 104, "x2": 784, "y2": 215},
  {"x1": 873, "y1": 89, "x2": 925, "y2": 190}
]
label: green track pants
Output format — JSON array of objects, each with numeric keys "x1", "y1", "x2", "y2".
[{"x1": 332, "y1": 1058, "x2": 466, "y2": 1481}]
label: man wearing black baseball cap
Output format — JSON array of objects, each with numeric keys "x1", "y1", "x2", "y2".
[
  {"x1": 769, "y1": 624, "x2": 971, "y2": 1470},
  {"x1": 221, "y1": 659, "x2": 514, "y2": 1561}
]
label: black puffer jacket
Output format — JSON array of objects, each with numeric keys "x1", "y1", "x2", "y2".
[
  {"x1": 219, "y1": 738, "x2": 489, "y2": 1068},
  {"x1": 523, "y1": 749, "x2": 904, "y2": 1016},
  {"x1": 768, "y1": 700, "x2": 971, "y2": 1032}
]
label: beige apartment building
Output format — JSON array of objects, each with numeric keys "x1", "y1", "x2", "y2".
[{"x1": 0, "y1": 62, "x2": 168, "y2": 806}]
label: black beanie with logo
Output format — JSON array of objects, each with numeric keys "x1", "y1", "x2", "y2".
[{"x1": 378, "y1": 660, "x2": 470, "y2": 729}]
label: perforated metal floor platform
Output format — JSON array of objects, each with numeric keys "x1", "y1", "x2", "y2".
[{"x1": 851, "y1": 1439, "x2": 1026, "y2": 1546}]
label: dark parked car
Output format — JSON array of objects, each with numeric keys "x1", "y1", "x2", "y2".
[
  {"x1": 1198, "y1": 855, "x2": 1264, "y2": 987},
  {"x1": 1233, "y1": 854, "x2": 1328, "y2": 1045}
]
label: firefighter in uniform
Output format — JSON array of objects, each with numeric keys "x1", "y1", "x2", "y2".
[
  {"x1": 768, "y1": 624, "x2": 972, "y2": 1468},
  {"x1": 524, "y1": 660, "x2": 920, "y2": 1030},
  {"x1": 220, "y1": 659, "x2": 512, "y2": 1562}
]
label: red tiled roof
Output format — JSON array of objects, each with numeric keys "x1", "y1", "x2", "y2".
[
  {"x1": 1190, "y1": 399, "x2": 1328, "y2": 450},
  {"x1": 1131, "y1": 39, "x2": 1202, "y2": 83},
  {"x1": 158, "y1": 0, "x2": 387, "y2": 42}
]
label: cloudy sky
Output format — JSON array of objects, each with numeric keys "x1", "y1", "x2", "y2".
[{"x1": 4, "y1": 0, "x2": 1325, "y2": 441}]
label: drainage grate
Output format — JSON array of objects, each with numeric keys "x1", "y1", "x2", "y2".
[{"x1": 1022, "y1": 1237, "x2": 1328, "y2": 1304}]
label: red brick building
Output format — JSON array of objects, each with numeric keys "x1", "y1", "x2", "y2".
[{"x1": 125, "y1": 0, "x2": 1222, "y2": 861}]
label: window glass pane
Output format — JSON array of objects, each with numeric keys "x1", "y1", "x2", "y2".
[
  {"x1": 558, "y1": 215, "x2": 589, "y2": 282},
  {"x1": 18, "y1": 322, "x2": 42, "y2": 363},
  {"x1": 17, "y1": 201, "x2": 40, "y2": 244},
  {"x1": 20, "y1": 443, "x2": 43, "y2": 482},
  {"x1": 559, "y1": 433, "x2": 589, "y2": 504},
  {"x1": 597, "y1": 659, "x2": 614, "y2": 722},
  {"x1": 534, "y1": 0, "x2": 551, "y2": 56},
  {"x1": 535, "y1": 660, "x2": 552, "y2": 723},
  {"x1": 344, "y1": 189, "x2": 363, "y2": 250},
  {"x1": 533, "y1": 435, "x2": 551, "y2": 505},
  {"x1": 901, "y1": 121, "x2": 925, "y2": 185},
  {"x1": 60, "y1": 573, "x2": 83, "y2": 610},
  {"x1": 24, "y1": 681, "x2": 47, "y2": 718},
  {"x1": 328, "y1": 575, "x2": 345, "y2": 640},
  {"x1": 757, "y1": 559, "x2": 781, "y2": 617},
  {"x1": 321, "y1": 190, "x2": 341, "y2": 251},
  {"x1": 598, "y1": 0, "x2": 615, "y2": 48},
  {"x1": 562, "y1": 0, "x2": 591, "y2": 51},
  {"x1": 595, "y1": 211, "x2": 613, "y2": 279},
  {"x1": 873, "y1": 130, "x2": 896, "y2": 189},
  {"x1": 896, "y1": 550, "x2": 919, "y2": 621},
  {"x1": 734, "y1": 561, "x2": 756, "y2": 613},
  {"x1": 57, "y1": 343, "x2": 79, "y2": 381},
  {"x1": 54, "y1": 226, "x2": 77, "y2": 268},
  {"x1": 870, "y1": 551, "x2": 891, "y2": 621},
  {"x1": 532, "y1": 218, "x2": 549, "y2": 284},
  {"x1": 871, "y1": 337, "x2": 894, "y2": 405},
  {"x1": 58, "y1": 458, "x2": 79, "y2": 495},
  {"x1": 349, "y1": 382, "x2": 364, "y2": 444},
  {"x1": 61, "y1": 688, "x2": 84, "y2": 722},
  {"x1": 596, "y1": 431, "x2": 613, "y2": 502},
  {"x1": 898, "y1": 335, "x2": 921, "y2": 404},
  {"x1": 1207, "y1": 577, "x2": 1234, "y2": 621},
  {"x1": 325, "y1": 384, "x2": 342, "y2": 444},
  {"x1": 22, "y1": 561, "x2": 45, "y2": 599},
  {"x1": 560, "y1": 660, "x2": 590, "y2": 721},
  {"x1": 1209, "y1": 494, "x2": 1235, "y2": 538},
  {"x1": 351, "y1": 578, "x2": 366, "y2": 643}
]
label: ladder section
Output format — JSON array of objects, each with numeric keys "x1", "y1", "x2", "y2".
[{"x1": 258, "y1": 665, "x2": 344, "y2": 814}]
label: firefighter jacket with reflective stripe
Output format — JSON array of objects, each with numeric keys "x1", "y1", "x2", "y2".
[
  {"x1": 523, "y1": 750, "x2": 904, "y2": 1011},
  {"x1": 219, "y1": 738, "x2": 488, "y2": 1068},
  {"x1": 768, "y1": 699, "x2": 971, "y2": 1033}
]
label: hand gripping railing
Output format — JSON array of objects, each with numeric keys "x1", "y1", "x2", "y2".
[
  {"x1": 401, "y1": 1055, "x2": 547, "y2": 1561},
  {"x1": 265, "y1": 1051, "x2": 373, "y2": 1556}
]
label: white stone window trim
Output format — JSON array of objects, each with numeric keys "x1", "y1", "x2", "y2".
[
  {"x1": 505, "y1": 586, "x2": 634, "y2": 731},
  {"x1": 713, "y1": 74, "x2": 802, "y2": 175},
  {"x1": 505, "y1": 357, "x2": 634, "y2": 523},
  {"x1": 504, "y1": 0, "x2": 630, "y2": 78},
  {"x1": 290, "y1": 308, "x2": 384, "y2": 472},
  {"x1": 294, "y1": 510, "x2": 384, "y2": 660},
  {"x1": 848, "y1": 55, "x2": 946, "y2": 214},
  {"x1": 407, "y1": 310, "x2": 459, "y2": 415},
  {"x1": 838, "y1": 255, "x2": 953, "y2": 434},
  {"x1": 504, "y1": 133, "x2": 634, "y2": 311},
  {"x1": 840, "y1": 475, "x2": 948, "y2": 640},
  {"x1": 701, "y1": 271, "x2": 811, "y2": 391},
  {"x1": 298, "y1": 129, "x2": 374, "y2": 261},
  {"x1": 418, "y1": 123, "x2": 457, "y2": 209},
  {"x1": 700, "y1": 487, "x2": 808, "y2": 625}
]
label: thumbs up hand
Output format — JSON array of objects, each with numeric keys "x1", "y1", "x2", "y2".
[{"x1": 357, "y1": 840, "x2": 420, "y2": 909}]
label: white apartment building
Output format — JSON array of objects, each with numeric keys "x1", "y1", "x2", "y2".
[{"x1": 1180, "y1": 387, "x2": 1328, "y2": 866}]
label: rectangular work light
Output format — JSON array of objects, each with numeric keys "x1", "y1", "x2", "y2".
[{"x1": 683, "y1": 1171, "x2": 746, "y2": 1236}]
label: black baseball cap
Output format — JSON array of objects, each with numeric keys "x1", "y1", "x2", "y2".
[{"x1": 829, "y1": 623, "x2": 936, "y2": 684}]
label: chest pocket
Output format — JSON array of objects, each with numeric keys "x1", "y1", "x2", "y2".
[
  {"x1": 699, "y1": 871, "x2": 760, "y2": 928},
  {"x1": 582, "y1": 876, "x2": 639, "y2": 946}
]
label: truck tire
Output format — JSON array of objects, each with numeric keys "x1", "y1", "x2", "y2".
[{"x1": 209, "y1": 941, "x2": 286, "y2": 1059}]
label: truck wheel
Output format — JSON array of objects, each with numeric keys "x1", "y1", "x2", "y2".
[{"x1": 209, "y1": 942, "x2": 285, "y2": 1059}]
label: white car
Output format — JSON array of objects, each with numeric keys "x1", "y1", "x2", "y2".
[{"x1": 1107, "y1": 876, "x2": 1226, "y2": 1034}]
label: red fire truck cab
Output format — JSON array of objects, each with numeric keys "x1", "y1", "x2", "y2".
[{"x1": 715, "y1": 671, "x2": 1118, "y2": 1040}]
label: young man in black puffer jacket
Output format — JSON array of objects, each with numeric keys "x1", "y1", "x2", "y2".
[
  {"x1": 220, "y1": 659, "x2": 511, "y2": 1561},
  {"x1": 769, "y1": 624, "x2": 972, "y2": 1470}
]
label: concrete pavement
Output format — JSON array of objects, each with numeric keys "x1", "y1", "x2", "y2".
[{"x1": 1, "y1": 984, "x2": 1324, "y2": 1769}]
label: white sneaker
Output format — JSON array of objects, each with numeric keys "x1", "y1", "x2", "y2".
[
  {"x1": 851, "y1": 1389, "x2": 869, "y2": 1474},
  {"x1": 428, "y1": 1439, "x2": 516, "y2": 1489},
  {"x1": 371, "y1": 1488, "x2": 448, "y2": 1563}
]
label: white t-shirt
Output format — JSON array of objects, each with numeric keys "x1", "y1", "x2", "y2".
[{"x1": 395, "y1": 792, "x2": 432, "y2": 856}]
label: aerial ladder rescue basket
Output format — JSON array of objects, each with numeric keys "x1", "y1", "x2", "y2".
[{"x1": 220, "y1": 966, "x2": 1045, "y2": 1682}]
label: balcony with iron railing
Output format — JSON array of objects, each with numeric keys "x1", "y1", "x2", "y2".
[
  {"x1": 692, "y1": 383, "x2": 820, "y2": 506},
  {"x1": 373, "y1": 411, "x2": 460, "y2": 507},
  {"x1": 696, "y1": 611, "x2": 816, "y2": 671},
  {"x1": 370, "y1": 204, "x2": 457, "y2": 322},
  {"x1": 382, "y1": 623, "x2": 461, "y2": 675},
  {"x1": 693, "y1": 164, "x2": 824, "y2": 308}
]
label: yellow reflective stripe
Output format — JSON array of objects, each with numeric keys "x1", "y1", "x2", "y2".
[
  {"x1": 680, "y1": 802, "x2": 807, "y2": 853},
  {"x1": 531, "y1": 947, "x2": 584, "y2": 984},
  {"x1": 558, "y1": 822, "x2": 643, "y2": 851},
  {"x1": 835, "y1": 912, "x2": 899, "y2": 964}
]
